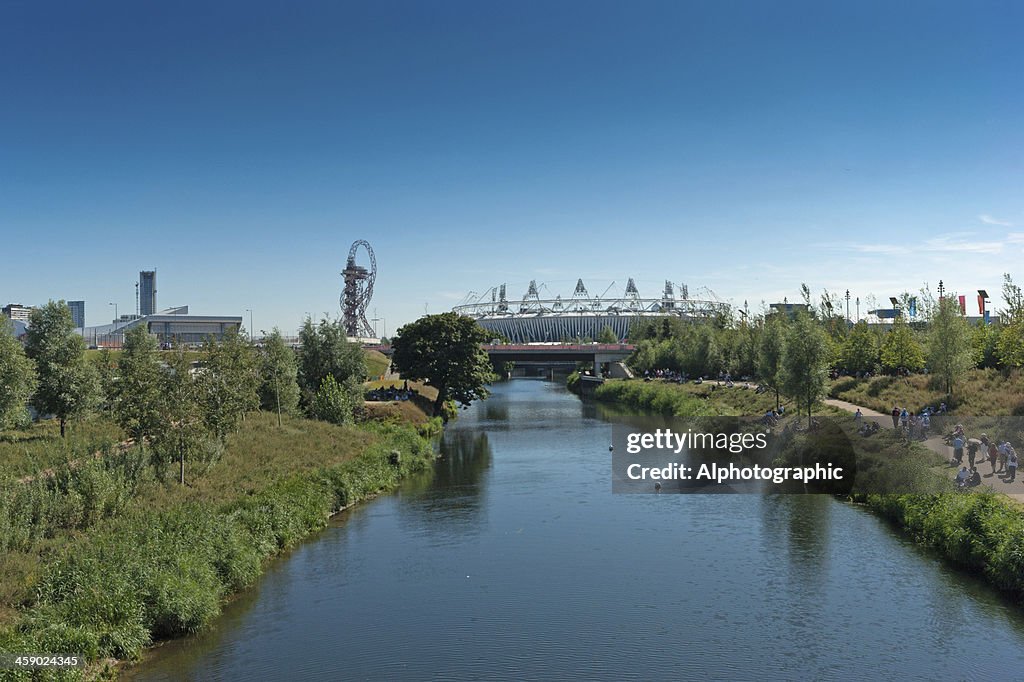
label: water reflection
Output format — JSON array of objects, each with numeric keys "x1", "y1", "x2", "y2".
[{"x1": 395, "y1": 430, "x2": 493, "y2": 540}]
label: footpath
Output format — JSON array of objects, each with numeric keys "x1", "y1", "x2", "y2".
[{"x1": 823, "y1": 398, "x2": 1024, "y2": 500}]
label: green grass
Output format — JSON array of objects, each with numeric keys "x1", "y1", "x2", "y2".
[
  {"x1": 363, "y1": 349, "x2": 390, "y2": 379},
  {"x1": 0, "y1": 418, "x2": 125, "y2": 480},
  {"x1": 0, "y1": 411, "x2": 435, "y2": 679},
  {"x1": 595, "y1": 378, "x2": 785, "y2": 417},
  {"x1": 830, "y1": 368, "x2": 1024, "y2": 417}
]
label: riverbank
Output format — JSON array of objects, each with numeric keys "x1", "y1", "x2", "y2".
[
  {"x1": 0, "y1": 413, "x2": 436, "y2": 681},
  {"x1": 589, "y1": 377, "x2": 1024, "y2": 603}
]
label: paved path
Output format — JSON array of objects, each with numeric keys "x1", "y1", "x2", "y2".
[{"x1": 823, "y1": 399, "x2": 1024, "y2": 500}]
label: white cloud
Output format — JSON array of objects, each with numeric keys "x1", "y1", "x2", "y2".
[{"x1": 979, "y1": 214, "x2": 1013, "y2": 227}]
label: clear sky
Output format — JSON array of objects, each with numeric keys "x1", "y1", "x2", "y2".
[{"x1": 2, "y1": 1, "x2": 1022, "y2": 334}]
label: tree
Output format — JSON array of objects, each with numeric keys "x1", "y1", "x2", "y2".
[
  {"x1": 110, "y1": 325, "x2": 164, "y2": 448},
  {"x1": 880, "y1": 318, "x2": 925, "y2": 373},
  {"x1": 310, "y1": 374, "x2": 359, "y2": 425},
  {"x1": 297, "y1": 317, "x2": 367, "y2": 405},
  {"x1": 842, "y1": 321, "x2": 880, "y2": 374},
  {"x1": 597, "y1": 326, "x2": 619, "y2": 344},
  {"x1": 757, "y1": 316, "x2": 787, "y2": 410},
  {"x1": 391, "y1": 312, "x2": 496, "y2": 419},
  {"x1": 259, "y1": 328, "x2": 300, "y2": 425},
  {"x1": 781, "y1": 314, "x2": 830, "y2": 427},
  {"x1": 24, "y1": 300, "x2": 100, "y2": 437},
  {"x1": 996, "y1": 321, "x2": 1024, "y2": 369},
  {"x1": 0, "y1": 315, "x2": 36, "y2": 429},
  {"x1": 928, "y1": 295, "x2": 975, "y2": 395},
  {"x1": 1000, "y1": 273, "x2": 1024, "y2": 324},
  {"x1": 198, "y1": 328, "x2": 260, "y2": 442},
  {"x1": 151, "y1": 346, "x2": 219, "y2": 485},
  {"x1": 972, "y1": 320, "x2": 1000, "y2": 369}
]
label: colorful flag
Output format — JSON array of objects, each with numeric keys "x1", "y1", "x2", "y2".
[
  {"x1": 958, "y1": 295, "x2": 966, "y2": 315},
  {"x1": 978, "y1": 295, "x2": 985, "y2": 314}
]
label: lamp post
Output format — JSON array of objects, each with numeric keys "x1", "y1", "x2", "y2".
[
  {"x1": 845, "y1": 289, "x2": 851, "y2": 323},
  {"x1": 245, "y1": 309, "x2": 253, "y2": 342}
]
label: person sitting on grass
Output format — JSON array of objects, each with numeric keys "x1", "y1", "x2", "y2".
[{"x1": 956, "y1": 466, "x2": 970, "y2": 488}]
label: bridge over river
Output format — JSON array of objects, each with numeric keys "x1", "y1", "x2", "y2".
[{"x1": 483, "y1": 343, "x2": 634, "y2": 378}]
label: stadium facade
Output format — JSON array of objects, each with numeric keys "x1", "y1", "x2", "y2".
[{"x1": 453, "y1": 279, "x2": 729, "y2": 343}]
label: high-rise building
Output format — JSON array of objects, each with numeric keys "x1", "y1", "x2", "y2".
[
  {"x1": 2, "y1": 303, "x2": 32, "y2": 323},
  {"x1": 139, "y1": 270, "x2": 157, "y2": 316},
  {"x1": 68, "y1": 300, "x2": 85, "y2": 329}
]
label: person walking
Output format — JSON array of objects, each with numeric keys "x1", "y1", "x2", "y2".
[
  {"x1": 891, "y1": 406, "x2": 900, "y2": 429},
  {"x1": 988, "y1": 439, "x2": 999, "y2": 475},
  {"x1": 953, "y1": 434, "x2": 965, "y2": 465},
  {"x1": 1008, "y1": 449, "x2": 1018, "y2": 483}
]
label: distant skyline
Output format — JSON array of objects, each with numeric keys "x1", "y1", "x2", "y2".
[{"x1": 2, "y1": 1, "x2": 1022, "y2": 334}]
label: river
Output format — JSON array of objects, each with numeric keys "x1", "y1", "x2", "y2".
[{"x1": 128, "y1": 379, "x2": 1024, "y2": 680}]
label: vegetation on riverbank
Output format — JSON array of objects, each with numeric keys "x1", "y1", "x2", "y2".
[
  {"x1": 868, "y1": 491, "x2": 1024, "y2": 596},
  {"x1": 0, "y1": 310, "x2": 459, "y2": 679},
  {"x1": 830, "y1": 369, "x2": 1024, "y2": 417},
  {"x1": 0, "y1": 413, "x2": 434, "y2": 680},
  {"x1": 594, "y1": 379, "x2": 780, "y2": 417}
]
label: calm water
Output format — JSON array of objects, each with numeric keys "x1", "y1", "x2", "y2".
[{"x1": 129, "y1": 380, "x2": 1024, "y2": 680}]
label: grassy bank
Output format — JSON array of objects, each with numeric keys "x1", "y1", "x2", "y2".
[
  {"x1": 0, "y1": 413, "x2": 435, "y2": 680},
  {"x1": 830, "y1": 368, "x2": 1024, "y2": 417},
  {"x1": 594, "y1": 379, "x2": 783, "y2": 417},
  {"x1": 868, "y1": 491, "x2": 1024, "y2": 596}
]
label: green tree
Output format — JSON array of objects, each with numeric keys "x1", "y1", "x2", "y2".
[
  {"x1": 391, "y1": 312, "x2": 496, "y2": 419},
  {"x1": 1000, "y1": 273, "x2": 1024, "y2": 324},
  {"x1": 996, "y1": 320, "x2": 1024, "y2": 368},
  {"x1": 781, "y1": 314, "x2": 830, "y2": 427},
  {"x1": 928, "y1": 295, "x2": 975, "y2": 395},
  {"x1": 757, "y1": 316, "x2": 787, "y2": 410},
  {"x1": 24, "y1": 300, "x2": 100, "y2": 437},
  {"x1": 198, "y1": 328, "x2": 260, "y2": 442},
  {"x1": 259, "y1": 328, "x2": 301, "y2": 425},
  {"x1": 880, "y1": 318, "x2": 925, "y2": 373},
  {"x1": 597, "y1": 326, "x2": 619, "y2": 344},
  {"x1": 297, "y1": 317, "x2": 367, "y2": 404},
  {"x1": 310, "y1": 373, "x2": 359, "y2": 425},
  {"x1": 0, "y1": 315, "x2": 37, "y2": 429},
  {"x1": 972, "y1": 320, "x2": 1000, "y2": 369},
  {"x1": 110, "y1": 325, "x2": 164, "y2": 448},
  {"x1": 151, "y1": 346, "x2": 219, "y2": 484},
  {"x1": 841, "y1": 321, "x2": 880, "y2": 374}
]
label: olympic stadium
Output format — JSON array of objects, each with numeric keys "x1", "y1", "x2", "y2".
[{"x1": 452, "y1": 279, "x2": 729, "y2": 343}]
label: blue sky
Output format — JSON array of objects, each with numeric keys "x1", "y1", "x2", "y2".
[{"x1": 2, "y1": 1, "x2": 1022, "y2": 334}]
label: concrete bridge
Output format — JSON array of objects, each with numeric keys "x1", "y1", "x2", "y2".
[{"x1": 483, "y1": 343, "x2": 634, "y2": 378}]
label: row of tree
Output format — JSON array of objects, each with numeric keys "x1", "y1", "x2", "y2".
[
  {"x1": 626, "y1": 279, "x2": 1024, "y2": 423},
  {"x1": 0, "y1": 301, "x2": 378, "y2": 482}
]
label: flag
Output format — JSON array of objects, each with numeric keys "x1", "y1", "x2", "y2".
[
  {"x1": 958, "y1": 295, "x2": 966, "y2": 315},
  {"x1": 978, "y1": 295, "x2": 985, "y2": 314},
  {"x1": 909, "y1": 297, "x2": 917, "y2": 318}
]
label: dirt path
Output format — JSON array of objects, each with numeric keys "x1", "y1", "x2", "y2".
[{"x1": 823, "y1": 399, "x2": 1024, "y2": 500}]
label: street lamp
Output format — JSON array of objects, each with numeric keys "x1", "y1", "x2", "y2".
[
  {"x1": 845, "y1": 290, "x2": 851, "y2": 323},
  {"x1": 109, "y1": 302, "x2": 117, "y2": 324},
  {"x1": 245, "y1": 309, "x2": 253, "y2": 342}
]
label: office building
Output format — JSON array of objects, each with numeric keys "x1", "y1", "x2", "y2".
[
  {"x1": 68, "y1": 300, "x2": 85, "y2": 329},
  {"x1": 139, "y1": 270, "x2": 157, "y2": 316},
  {"x1": 2, "y1": 303, "x2": 32, "y2": 323}
]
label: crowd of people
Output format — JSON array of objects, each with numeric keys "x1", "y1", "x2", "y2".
[
  {"x1": 949, "y1": 425, "x2": 1020, "y2": 488},
  {"x1": 365, "y1": 382, "x2": 418, "y2": 402}
]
